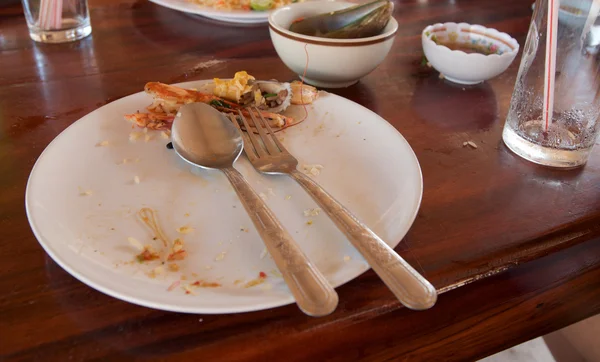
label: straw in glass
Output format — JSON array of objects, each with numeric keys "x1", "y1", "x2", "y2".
[{"x1": 543, "y1": 0, "x2": 559, "y2": 132}]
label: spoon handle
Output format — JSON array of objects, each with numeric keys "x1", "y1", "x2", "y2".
[
  {"x1": 290, "y1": 170, "x2": 437, "y2": 310},
  {"x1": 222, "y1": 167, "x2": 338, "y2": 317}
]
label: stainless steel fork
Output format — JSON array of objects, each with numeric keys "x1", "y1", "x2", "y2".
[{"x1": 230, "y1": 107, "x2": 437, "y2": 311}]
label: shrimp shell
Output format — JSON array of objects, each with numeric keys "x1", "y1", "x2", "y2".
[
  {"x1": 290, "y1": 81, "x2": 318, "y2": 105},
  {"x1": 144, "y1": 82, "x2": 240, "y2": 113},
  {"x1": 124, "y1": 113, "x2": 174, "y2": 130}
]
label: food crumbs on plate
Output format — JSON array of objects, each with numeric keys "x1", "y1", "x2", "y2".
[
  {"x1": 136, "y1": 208, "x2": 188, "y2": 262},
  {"x1": 96, "y1": 140, "x2": 109, "y2": 147},
  {"x1": 285, "y1": 195, "x2": 292, "y2": 200},
  {"x1": 244, "y1": 272, "x2": 268, "y2": 288},
  {"x1": 133, "y1": 176, "x2": 140, "y2": 184},
  {"x1": 240, "y1": 227, "x2": 249, "y2": 233},
  {"x1": 176, "y1": 225, "x2": 194, "y2": 234},
  {"x1": 214, "y1": 251, "x2": 227, "y2": 261},
  {"x1": 147, "y1": 266, "x2": 164, "y2": 279},
  {"x1": 260, "y1": 247, "x2": 268, "y2": 259},
  {"x1": 129, "y1": 132, "x2": 142, "y2": 142},
  {"x1": 167, "y1": 280, "x2": 181, "y2": 291},
  {"x1": 136, "y1": 246, "x2": 160, "y2": 263},
  {"x1": 161, "y1": 130, "x2": 171, "y2": 139},
  {"x1": 191, "y1": 272, "x2": 198, "y2": 277},
  {"x1": 302, "y1": 164, "x2": 324, "y2": 176},
  {"x1": 267, "y1": 188, "x2": 276, "y2": 197},
  {"x1": 259, "y1": 192, "x2": 267, "y2": 201},
  {"x1": 79, "y1": 188, "x2": 93, "y2": 196},
  {"x1": 168, "y1": 239, "x2": 187, "y2": 261},
  {"x1": 306, "y1": 220, "x2": 313, "y2": 225},
  {"x1": 184, "y1": 213, "x2": 190, "y2": 217},
  {"x1": 191, "y1": 280, "x2": 222, "y2": 288},
  {"x1": 233, "y1": 279, "x2": 243, "y2": 285},
  {"x1": 303, "y1": 208, "x2": 321, "y2": 217},
  {"x1": 168, "y1": 263, "x2": 180, "y2": 272},
  {"x1": 144, "y1": 134, "x2": 152, "y2": 142},
  {"x1": 127, "y1": 237, "x2": 144, "y2": 251},
  {"x1": 343, "y1": 255, "x2": 351, "y2": 262},
  {"x1": 204, "y1": 265, "x2": 213, "y2": 270},
  {"x1": 180, "y1": 275, "x2": 188, "y2": 280},
  {"x1": 183, "y1": 284, "x2": 196, "y2": 295}
]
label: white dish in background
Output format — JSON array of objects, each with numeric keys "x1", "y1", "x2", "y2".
[
  {"x1": 556, "y1": 0, "x2": 587, "y2": 29},
  {"x1": 25, "y1": 80, "x2": 423, "y2": 314},
  {"x1": 422, "y1": 22, "x2": 519, "y2": 85},
  {"x1": 269, "y1": 1, "x2": 398, "y2": 88},
  {"x1": 147, "y1": 0, "x2": 272, "y2": 24}
]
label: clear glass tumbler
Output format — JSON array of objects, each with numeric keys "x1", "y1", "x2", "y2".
[
  {"x1": 502, "y1": 0, "x2": 600, "y2": 168},
  {"x1": 21, "y1": 0, "x2": 92, "y2": 43}
]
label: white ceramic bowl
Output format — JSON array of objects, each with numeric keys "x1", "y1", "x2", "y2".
[
  {"x1": 422, "y1": 22, "x2": 519, "y2": 85},
  {"x1": 269, "y1": 1, "x2": 398, "y2": 88}
]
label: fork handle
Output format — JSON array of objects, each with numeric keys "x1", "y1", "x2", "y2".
[
  {"x1": 290, "y1": 170, "x2": 437, "y2": 310},
  {"x1": 222, "y1": 167, "x2": 338, "y2": 317}
]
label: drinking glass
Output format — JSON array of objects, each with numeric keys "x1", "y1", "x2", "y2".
[
  {"x1": 21, "y1": 0, "x2": 92, "y2": 43},
  {"x1": 502, "y1": 0, "x2": 600, "y2": 168}
]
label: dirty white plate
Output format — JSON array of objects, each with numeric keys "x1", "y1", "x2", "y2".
[
  {"x1": 147, "y1": 0, "x2": 272, "y2": 24},
  {"x1": 25, "y1": 80, "x2": 423, "y2": 314}
]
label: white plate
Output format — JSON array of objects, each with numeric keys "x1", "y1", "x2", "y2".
[
  {"x1": 26, "y1": 80, "x2": 423, "y2": 314},
  {"x1": 147, "y1": 0, "x2": 272, "y2": 24}
]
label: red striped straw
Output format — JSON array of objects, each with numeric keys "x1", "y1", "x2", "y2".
[
  {"x1": 38, "y1": 0, "x2": 63, "y2": 30},
  {"x1": 543, "y1": 0, "x2": 558, "y2": 132}
]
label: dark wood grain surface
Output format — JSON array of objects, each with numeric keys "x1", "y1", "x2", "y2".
[{"x1": 1, "y1": 0, "x2": 599, "y2": 360}]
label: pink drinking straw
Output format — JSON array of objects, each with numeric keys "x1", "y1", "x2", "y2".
[
  {"x1": 38, "y1": 0, "x2": 51, "y2": 29},
  {"x1": 53, "y1": 0, "x2": 63, "y2": 29},
  {"x1": 543, "y1": 0, "x2": 559, "y2": 132},
  {"x1": 38, "y1": 0, "x2": 63, "y2": 30}
]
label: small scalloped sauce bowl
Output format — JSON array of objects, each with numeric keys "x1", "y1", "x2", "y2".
[{"x1": 422, "y1": 22, "x2": 519, "y2": 85}]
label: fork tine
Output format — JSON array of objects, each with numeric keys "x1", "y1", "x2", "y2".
[
  {"x1": 237, "y1": 110, "x2": 267, "y2": 158},
  {"x1": 228, "y1": 114, "x2": 258, "y2": 162},
  {"x1": 253, "y1": 107, "x2": 289, "y2": 154},
  {"x1": 248, "y1": 107, "x2": 281, "y2": 155}
]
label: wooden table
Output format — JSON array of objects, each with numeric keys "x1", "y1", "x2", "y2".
[{"x1": 2, "y1": 0, "x2": 600, "y2": 360}]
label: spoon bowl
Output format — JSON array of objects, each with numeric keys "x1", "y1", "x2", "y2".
[{"x1": 172, "y1": 103, "x2": 243, "y2": 169}]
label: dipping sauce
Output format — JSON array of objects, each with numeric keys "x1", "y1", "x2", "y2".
[
  {"x1": 560, "y1": 5, "x2": 584, "y2": 15},
  {"x1": 437, "y1": 41, "x2": 496, "y2": 55}
]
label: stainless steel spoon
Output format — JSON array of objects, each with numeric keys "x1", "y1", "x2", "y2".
[{"x1": 171, "y1": 103, "x2": 338, "y2": 317}]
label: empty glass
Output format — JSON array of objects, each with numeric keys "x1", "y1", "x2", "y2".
[
  {"x1": 21, "y1": 0, "x2": 92, "y2": 43},
  {"x1": 502, "y1": 0, "x2": 600, "y2": 168}
]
